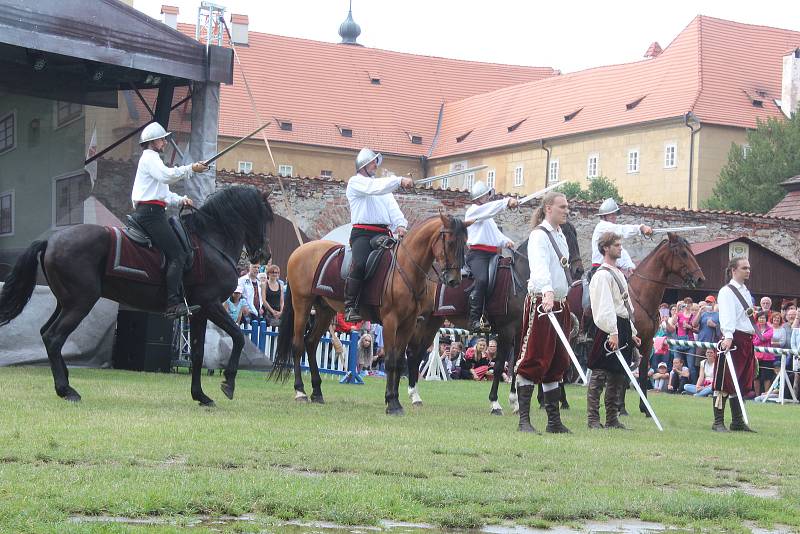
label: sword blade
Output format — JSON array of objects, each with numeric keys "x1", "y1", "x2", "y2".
[
  {"x1": 651, "y1": 226, "x2": 707, "y2": 234},
  {"x1": 518, "y1": 182, "x2": 563, "y2": 205},
  {"x1": 613, "y1": 349, "x2": 664, "y2": 431},
  {"x1": 202, "y1": 122, "x2": 271, "y2": 166},
  {"x1": 546, "y1": 312, "x2": 588, "y2": 384},
  {"x1": 724, "y1": 351, "x2": 749, "y2": 425},
  {"x1": 414, "y1": 165, "x2": 488, "y2": 186}
]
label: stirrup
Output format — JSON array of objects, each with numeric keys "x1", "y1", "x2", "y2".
[
  {"x1": 165, "y1": 303, "x2": 201, "y2": 320},
  {"x1": 344, "y1": 307, "x2": 362, "y2": 322}
]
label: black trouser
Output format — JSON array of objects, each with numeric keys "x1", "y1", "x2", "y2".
[
  {"x1": 133, "y1": 203, "x2": 188, "y2": 307},
  {"x1": 466, "y1": 250, "x2": 495, "y2": 315},
  {"x1": 349, "y1": 227, "x2": 385, "y2": 281}
]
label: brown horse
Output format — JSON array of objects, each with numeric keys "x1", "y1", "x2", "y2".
[
  {"x1": 405, "y1": 221, "x2": 584, "y2": 415},
  {"x1": 271, "y1": 214, "x2": 470, "y2": 415},
  {"x1": 0, "y1": 186, "x2": 273, "y2": 406},
  {"x1": 571, "y1": 232, "x2": 705, "y2": 414}
]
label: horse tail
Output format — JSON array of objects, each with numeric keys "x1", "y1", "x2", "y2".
[
  {"x1": 0, "y1": 240, "x2": 48, "y2": 327},
  {"x1": 269, "y1": 282, "x2": 295, "y2": 382}
]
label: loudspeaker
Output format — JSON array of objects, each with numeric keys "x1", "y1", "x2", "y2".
[{"x1": 113, "y1": 310, "x2": 175, "y2": 372}]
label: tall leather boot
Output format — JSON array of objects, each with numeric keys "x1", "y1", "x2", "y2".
[
  {"x1": 544, "y1": 387, "x2": 571, "y2": 433},
  {"x1": 729, "y1": 396, "x2": 756, "y2": 432},
  {"x1": 516, "y1": 385, "x2": 538, "y2": 433},
  {"x1": 605, "y1": 372, "x2": 627, "y2": 429},
  {"x1": 343, "y1": 276, "x2": 363, "y2": 322},
  {"x1": 164, "y1": 259, "x2": 199, "y2": 319},
  {"x1": 560, "y1": 382, "x2": 570, "y2": 409},
  {"x1": 712, "y1": 395, "x2": 729, "y2": 432},
  {"x1": 468, "y1": 290, "x2": 485, "y2": 332},
  {"x1": 617, "y1": 377, "x2": 629, "y2": 416},
  {"x1": 586, "y1": 369, "x2": 605, "y2": 429}
]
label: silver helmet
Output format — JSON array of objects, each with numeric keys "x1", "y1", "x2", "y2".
[
  {"x1": 140, "y1": 122, "x2": 171, "y2": 144},
  {"x1": 598, "y1": 197, "x2": 620, "y2": 216},
  {"x1": 356, "y1": 147, "x2": 382, "y2": 172},
  {"x1": 470, "y1": 180, "x2": 493, "y2": 201}
]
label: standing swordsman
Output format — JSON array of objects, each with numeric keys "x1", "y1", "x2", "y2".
[
  {"x1": 464, "y1": 181, "x2": 518, "y2": 331},
  {"x1": 587, "y1": 232, "x2": 641, "y2": 430},
  {"x1": 344, "y1": 148, "x2": 413, "y2": 321},
  {"x1": 515, "y1": 191, "x2": 572, "y2": 434},
  {"x1": 714, "y1": 256, "x2": 757, "y2": 432}
]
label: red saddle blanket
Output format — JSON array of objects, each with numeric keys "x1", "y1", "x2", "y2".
[
  {"x1": 433, "y1": 257, "x2": 513, "y2": 317},
  {"x1": 311, "y1": 245, "x2": 393, "y2": 307},
  {"x1": 104, "y1": 226, "x2": 204, "y2": 286}
]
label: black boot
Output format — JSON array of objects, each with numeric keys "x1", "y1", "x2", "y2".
[
  {"x1": 544, "y1": 387, "x2": 571, "y2": 433},
  {"x1": 516, "y1": 385, "x2": 538, "y2": 433},
  {"x1": 712, "y1": 395, "x2": 729, "y2": 432},
  {"x1": 468, "y1": 291, "x2": 485, "y2": 332},
  {"x1": 617, "y1": 381, "x2": 629, "y2": 416},
  {"x1": 729, "y1": 396, "x2": 756, "y2": 432},
  {"x1": 344, "y1": 276, "x2": 363, "y2": 322},
  {"x1": 605, "y1": 372, "x2": 627, "y2": 429},
  {"x1": 165, "y1": 301, "x2": 201, "y2": 319},
  {"x1": 560, "y1": 382, "x2": 570, "y2": 409},
  {"x1": 586, "y1": 369, "x2": 605, "y2": 429}
]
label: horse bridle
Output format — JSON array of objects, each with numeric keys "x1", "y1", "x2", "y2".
[
  {"x1": 398, "y1": 227, "x2": 462, "y2": 285},
  {"x1": 632, "y1": 243, "x2": 703, "y2": 288}
]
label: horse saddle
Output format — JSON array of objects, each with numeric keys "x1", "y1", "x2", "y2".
[
  {"x1": 105, "y1": 222, "x2": 204, "y2": 286},
  {"x1": 433, "y1": 256, "x2": 516, "y2": 317},
  {"x1": 312, "y1": 238, "x2": 395, "y2": 306}
]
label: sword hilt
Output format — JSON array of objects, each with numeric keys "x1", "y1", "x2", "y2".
[{"x1": 535, "y1": 303, "x2": 562, "y2": 318}]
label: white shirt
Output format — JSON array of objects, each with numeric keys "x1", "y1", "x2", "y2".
[
  {"x1": 238, "y1": 275, "x2": 261, "y2": 315},
  {"x1": 465, "y1": 198, "x2": 513, "y2": 247},
  {"x1": 589, "y1": 262, "x2": 637, "y2": 336},
  {"x1": 131, "y1": 149, "x2": 192, "y2": 207},
  {"x1": 591, "y1": 220, "x2": 642, "y2": 269},
  {"x1": 346, "y1": 174, "x2": 408, "y2": 232},
  {"x1": 718, "y1": 279, "x2": 755, "y2": 339},
  {"x1": 527, "y1": 220, "x2": 570, "y2": 299}
]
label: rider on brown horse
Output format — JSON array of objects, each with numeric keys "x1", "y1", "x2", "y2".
[
  {"x1": 590, "y1": 198, "x2": 653, "y2": 276},
  {"x1": 344, "y1": 147, "x2": 413, "y2": 321},
  {"x1": 131, "y1": 122, "x2": 208, "y2": 319},
  {"x1": 464, "y1": 181, "x2": 518, "y2": 332}
]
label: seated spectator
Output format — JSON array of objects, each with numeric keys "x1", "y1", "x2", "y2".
[
  {"x1": 223, "y1": 284, "x2": 251, "y2": 328},
  {"x1": 449, "y1": 341, "x2": 465, "y2": 379},
  {"x1": 684, "y1": 348, "x2": 715, "y2": 397},
  {"x1": 667, "y1": 356, "x2": 690, "y2": 393},
  {"x1": 753, "y1": 311, "x2": 775, "y2": 396},
  {"x1": 466, "y1": 338, "x2": 488, "y2": 380},
  {"x1": 652, "y1": 362, "x2": 669, "y2": 392},
  {"x1": 356, "y1": 333, "x2": 374, "y2": 374}
]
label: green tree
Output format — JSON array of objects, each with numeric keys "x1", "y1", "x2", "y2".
[
  {"x1": 557, "y1": 176, "x2": 623, "y2": 203},
  {"x1": 704, "y1": 113, "x2": 800, "y2": 213}
]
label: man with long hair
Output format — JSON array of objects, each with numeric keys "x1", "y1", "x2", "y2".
[
  {"x1": 515, "y1": 191, "x2": 572, "y2": 434},
  {"x1": 714, "y1": 256, "x2": 757, "y2": 432}
]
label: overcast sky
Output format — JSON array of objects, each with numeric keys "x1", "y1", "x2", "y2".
[{"x1": 134, "y1": 0, "x2": 800, "y2": 73}]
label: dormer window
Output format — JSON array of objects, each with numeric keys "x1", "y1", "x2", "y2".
[
  {"x1": 507, "y1": 118, "x2": 527, "y2": 133},
  {"x1": 406, "y1": 132, "x2": 422, "y2": 145},
  {"x1": 278, "y1": 119, "x2": 292, "y2": 131},
  {"x1": 368, "y1": 72, "x2": 381, "y2": 85},
  {"x1": 626, "y1": 95, "x2": 646, "y2": 110},
  {"x1": 744, "y1": 90, "x2": 765, "y2": 108},
  {"x1": 337, "y1": 125, "x2": 353, "y2": 137},
  {"x1": 564, "y1": 108, "x2": 583, "y2": 122}
]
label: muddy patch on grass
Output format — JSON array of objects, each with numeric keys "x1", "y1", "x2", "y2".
[{"x1": 703, "y1": 482, "x2": 780, "y2": 499}]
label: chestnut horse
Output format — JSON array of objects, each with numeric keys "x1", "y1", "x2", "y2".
[
  {"x1": 271, "y1": 214, "x2": 470, "y2": 415},
  {"x1": 405, "y1": 221, "x2": 584, "y2": 415},
  {"x1": 0, "y1": 186, "x2": 273, "y2": 406}
]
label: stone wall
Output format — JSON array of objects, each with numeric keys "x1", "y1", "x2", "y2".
[{"x1": 214, "y1": 171, "x2": 800, "y2": 267}]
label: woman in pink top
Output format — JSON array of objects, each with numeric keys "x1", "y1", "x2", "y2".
[{"x1": 753, "y1": 312, "x2": 774, "y2": 396}]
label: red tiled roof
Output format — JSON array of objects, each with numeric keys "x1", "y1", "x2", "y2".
[
  {"x1": 160, "y1": 5, "x2": 178, "y2": 15},
  {"x1": 176, "y1": 23, "x2": 557, "y2": 157},
  {"x1": 431, "y1": 16, "x2": 800, "y2": 158},
  {"x1": 767, "y1": 190, "x2": 800, "y2": 219},
  {"x1": 230, "y1": 14, "x2": 248, "y2": 24},
  {"x1": 690, "y1": 236, "x2": 740, "y2": 255},
  {"x1": 644, "y1": 41, "x2": 662, "y2": 58}
]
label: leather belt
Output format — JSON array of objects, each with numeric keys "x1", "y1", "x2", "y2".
[
  {"x1": 353, "y1": 224, "x2": 390, "y2": 234},
  {"x1": 137, "y1": 200, "x2": 167, "y2": 208},
  {"x1": 469, "y1": 244, "x2": 501, "y2": 254}
]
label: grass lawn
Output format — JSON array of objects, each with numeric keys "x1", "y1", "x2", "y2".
[{"x1": 0, "y1": 366, "x2": 798, "y2": 533}]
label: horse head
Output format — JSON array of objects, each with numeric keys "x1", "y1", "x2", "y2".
[
  {"x1": 434, "y1": 212, "x2": 471, "y2": 288},
  {"x1": 244, "y1": 189, "x2": 274, "y2": 265},
  {"x1": 662, "y1": 232, "x2": 705, "y2": 288}
]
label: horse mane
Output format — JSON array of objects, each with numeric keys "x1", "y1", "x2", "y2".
[{"x1": 184, "y1": 185, "x2": 274, "y2": 241}]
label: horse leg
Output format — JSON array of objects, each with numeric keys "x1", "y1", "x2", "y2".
[
  {"x1": 384, "y1": 319, "x2": 415, "y2": 416},
  {"x1": 638, "y1": 341, "x2": 653, "y2": 417},
  {"x1": 41, "y1": 303, "x2": 95, "y2": 402},
  {"x1": 291, "y1": 297, "x2": 316, "y2": 402},
  {"x1": 205, "y1": 302, "x2": 242, "y2": 400},
  {"x1": 406, "y1": 345, "x2": 425, "y2": 406},
  {"x1": 189, "y1": 311, "x2": 215, "y2": 407},
  {"x1": 488, "y1": 332, "x2": 512, "y2": 415},
  {"x1": 305, "y1": 307, "x2": 334, "y2": 404},
  {"x1": 39, "y1": 304, "x2": 61, "y2": 336},
  {"x1": 509, "y1": 371, "x2": 519, "y2": 414}
]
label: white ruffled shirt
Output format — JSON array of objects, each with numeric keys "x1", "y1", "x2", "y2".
[
  {"x1": 465, "y1": 198, "x2": 513, "y2": 247},
  {"x1": 589, "y1": 262, "x2": 637, "y2": 336},
  {"x1": 527, "y1": 220, "x2": 570, "y2": 299},
  {"x1": 718, "y1": 279, "x2": 755, "y2": 339},
  {"x1": 346, "y1": 174, "x2": 408, "y2": 232},
  {"x1": 131, "y1": 149, "x2": 192, "y2": 207},
  {"x1": 591, "y1": 220, "x2": 642, "y2": 269}
]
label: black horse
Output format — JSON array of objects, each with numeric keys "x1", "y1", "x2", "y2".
[
  {"x1": 406, "y1": 221, "x2": 584, "y2": 414},
  {"x1": 0, "y1": 185, "x2": 273, "y2": 406}
]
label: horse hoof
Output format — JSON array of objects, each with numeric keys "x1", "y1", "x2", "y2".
[
  {"x1": 412, "y1": 400, "x2": 423, "y2": 407},
  {"x1": 295, "y1": 393, "x2": 309, "y2": 403},
  {"x1": 311, "y1": 395, "x2": 325, "y2": 404},
  {"x1": 220, "y1": 382, "x2": 234, "y2": 400},
  {"x1": 198, "y1": 398, "x2": 216, "y2": 408},
  {"x1": 58, "y1": 387, "x2": 82, "y2": 403},
  {"x1": 490, "y1": 408, "x2": 503, "y2": 416},
  {"x1": 386, "y1": 406, "x2": 405, "y2": 416}
]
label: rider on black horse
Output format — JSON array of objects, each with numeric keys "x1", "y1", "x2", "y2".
[
  {"x1": 344, "y1": 148, "x2": 413, "y2": 322},
  {"x1": 131, "y1": 122, "x2": 208, "y2": 319},
  {"x1": 464, "y1": 181, "x2": 518, "y2": 332}
]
